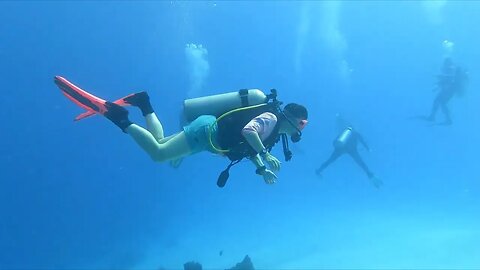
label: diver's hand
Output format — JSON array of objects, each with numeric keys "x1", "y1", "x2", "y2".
[
  {"x1": 262, "y1": 169, "x2": 278, "y2": 184},
  {"x1": 261, "y1": 152, "x2": 281, "y2": 171}
]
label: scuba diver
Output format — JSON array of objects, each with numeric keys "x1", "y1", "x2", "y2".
[
  {"x1": 315, "y1": 114, "x2": 382, "y2": 188},
  {"x1": 426, "y1": 58, "x2": 469, "y2": 125},
  {"x1": 54, "y1": 76, "x2": 308, "y2": 188}
]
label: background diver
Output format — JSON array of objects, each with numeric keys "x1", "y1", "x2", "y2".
[
  {"x1": 425, "y1": 57, "x2": 469, "y2": 125},
  {"x1": 315, "y1": 114, "x2": 382, "y2": 188},
  {"x1": 54, "y1": 76, "x2": 308, "y2": 187}
]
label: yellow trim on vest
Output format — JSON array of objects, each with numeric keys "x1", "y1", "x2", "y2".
[{"x1": 208, "y1": 103, "x2": 269, "y2": 153}]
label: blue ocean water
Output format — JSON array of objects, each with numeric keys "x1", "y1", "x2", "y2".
[{"x1": 1, "y1": 1, "x2": 479, "y2": 269}]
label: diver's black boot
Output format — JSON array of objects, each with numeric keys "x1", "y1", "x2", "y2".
[
  {"x1": 104, "y1": 102, "x2": 133, "y2": 133},
  {"x1": 123, "y1": 91, "x2": 154, "y2": 116}
]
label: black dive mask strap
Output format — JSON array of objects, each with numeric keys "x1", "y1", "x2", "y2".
[{"x1": 281, "y1": 134, "x2": 293, "y2": 162}]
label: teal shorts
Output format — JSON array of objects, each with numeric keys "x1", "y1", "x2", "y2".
[{"x1": 183, "y1": 115, "x2": 218, "y2": 154}]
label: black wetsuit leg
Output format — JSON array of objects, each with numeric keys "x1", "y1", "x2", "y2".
[
  {"x1": 316, "y1": 149, "x2": 343, "y2": 174},
  {"x1": 428, "y1": 94, "x2": 442, "y2": 121},
  {"x1": 440, "y1": 103, "x2": 452, "y2": 124},
  {"x1": 348, "y1": 149, "x2": 374, "y2": 178},
  {"x1": 440, "y1": 91, "x2": 455, "y2": 124},
  {"x1": 429, "y1": 87, "x2": 455, "y2": 123}
]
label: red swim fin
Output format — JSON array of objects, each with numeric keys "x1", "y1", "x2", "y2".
[
  {"x1": 54, "y1": 76, "x2": 134, "y2": 121},
  {"x1": 74, "y1": 111, "x2": 96, "y2": 121},
  {"x1": 54, "y1": 76, "x2": 108, "y2": 114},
  {"x1": 73, "y1": 94, "x2": 135, "y2": 121}
]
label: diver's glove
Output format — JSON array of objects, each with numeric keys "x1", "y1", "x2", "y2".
[
  {"x1": 260, "y1": 150, "x2": 281, "y2": 171},
  {"x1": 256, "y1": 166, "x2": 277, "y2": 184}
]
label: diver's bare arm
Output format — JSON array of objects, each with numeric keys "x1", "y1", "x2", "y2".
[
  {"x1": 242, "y1": 130, "x2": 266, "y2": 153},
  {"x1": 249, "y1": 154, "x2": 266, "y2": 169}
]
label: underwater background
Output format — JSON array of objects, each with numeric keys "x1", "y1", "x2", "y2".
[{"x1": 1, "y1": 1, "x2": 479, "y2": 269}]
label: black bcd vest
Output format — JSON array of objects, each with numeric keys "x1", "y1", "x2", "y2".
[{"x1": 216, "y1": 104, "x2": 281, "y2": 161}]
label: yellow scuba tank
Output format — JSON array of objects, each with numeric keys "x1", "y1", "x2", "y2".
[
  {"x1": 183, "y1": 89, "x2": 267, "y2": 122},
  {"x1": 334, "y1": 127, "x2": 353, "y2": 148}
]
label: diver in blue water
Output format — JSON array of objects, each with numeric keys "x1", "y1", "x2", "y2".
[
  {"x1": 54, "y1": 76, "x2": 308, "y2": 188},
  {"x1": 315, "y1": 115, "x2": 382, "y2": 188},
  {"x1": 426, "y1": 58, "x2": 469, "y2": 125}
]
